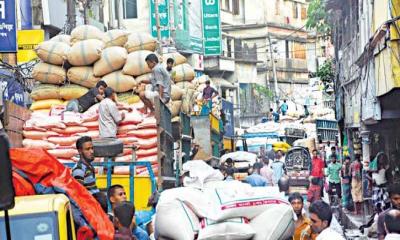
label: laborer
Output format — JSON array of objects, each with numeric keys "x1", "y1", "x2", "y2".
[
  {"x1": 98, "y1": 87, "x2": 126, "y2": 139},
  {"x1": 244, "y1": 162, "x2": 267, "y2": 187},
  {"x1": 66, "y1": 80, "x2": 107, "y2": 113},
  {"x1": 72, "y1": 136, "x2": 99, "y2": 194},
  {"x1": 280, "y1": 100, "x2": 289, "y2": 116},
  {"x1": 166, "y1": 58, "x2": 174, "y2": 74}
]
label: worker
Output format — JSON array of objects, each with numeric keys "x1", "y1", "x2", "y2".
[
  {"x1": 280, "y1": 100, "x2": 289, "y2": 116},
  {"x1": 66, "y1": 80, "x2": 107, "y2": 113},
  {"x1": 72, "y1": 136, "x2": 99, "y2": 195},
  {"x1": 245, "y1": 162, "x2": 267, "y2": 187},
  {"x1": 98, "y1": 87, "x2": 131, "y2": 139},
  {"x1": 139, "y1": 54, "x2": 171, "y2": 115},
  {"x1": 270, "y1": 108, "x2": 280, "y2": 123},
  {"x1": 166, "y1": 58, "x2": 174, "y2": 74},
  {"x1": 202, "y1": 80, "x2": 218, "y2": 100}
]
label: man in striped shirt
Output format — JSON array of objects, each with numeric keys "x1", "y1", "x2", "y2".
[{"x1": 72, "y1": 136, "x2": 99, "y2": 195}]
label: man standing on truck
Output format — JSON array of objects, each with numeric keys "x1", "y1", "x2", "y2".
[
  {"x1": 72, "y1": 136, "x2": 99, "y2": 195},
  {"x1": 139, "y1": 54, "x2": 171, "y2": 115},
  {"x1": 66, "y1": 81, "x2": 107, "y2": 113}
]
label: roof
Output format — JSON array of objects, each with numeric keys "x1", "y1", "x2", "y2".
[{"x1": 212, "y1": 78, "x2": 236, "y2": 89}]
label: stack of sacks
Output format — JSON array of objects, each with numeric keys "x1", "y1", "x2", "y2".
[
  {"x1": 155, "y1": 161, "x2": 295, "y2": 240},
  {"x1": 170, "y1": 60, "x2": 196, "y2": 116},
  {"x1": 22, "y1": 102, "x2": 159, "y2": 176}
]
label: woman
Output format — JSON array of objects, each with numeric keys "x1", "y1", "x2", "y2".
[
  {"x1": 369, "y1": 152, "x2": 391, "y2": 213},
  {"x1": 350, "y1": 155, "x2": 363, "y2": 214},
  {"x1": 341, "y1": 156, "x2": 352, "y2": 211}
]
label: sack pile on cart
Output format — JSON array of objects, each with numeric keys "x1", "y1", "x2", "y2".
[{"x1": 154, "y1": 161, "x2": 295, "y2": 240}]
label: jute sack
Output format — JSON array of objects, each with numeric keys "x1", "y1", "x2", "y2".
[
  {"x1": 181, "y1": 89, "x2": 195, "y2": 114},
  {"x1": 60, "y1": 84, "x2": 89, "y2": 100},
  {"x1": 176, "y1": 81, "x2": 196, "y2": 90},
  {"x1": 171, "y1": 64, "x2": 195, "y2": 82},
  {"x1": 170, "y1": 100, "x2": 182, "y2": 118},
  {"x1": 67, "y1": 67, "x2": 100, "y2": 88},
  {"x1": 93, "y1": 46, "x2": 128, "y2": 77},
  {"x1": 70, "y1": 25, "x2": 104, "y2": 44},
  {"x1": 30, "y1": 99, "x2": 64, "y2": 111},
  {"x1": 162, "y1": 52, "x2": 187, "y2": 66},
  {"x1": 124, "y1": 32, "x2": 157, "y2": 53},
  {"x1": 35, "y1": 41, "x2": 70, "y2": 65},
  {"x1": 117, "y1": 92, "x2": 141, "y2": 104},
  {"x1": 122, "y1": 50, "x2": 153, "y2": 76},
  {"x1": 171, "y1": 85, "x2": 184, "y2": 101},
  {"x1": 32, "y1": 62, "x2": 66, "y2": 84},
  {"x1": 102, "y1": 29, "x2": 130, "y2": 48},
  {"x1": 50, "y1": 34, "x2": 71, "y2": 45},
  {"x1": 136, "y1": 73, "x2": 152, "y2": 84},
  {"x1": 102, "y1": 70, "x2": 138, "y2": 93},
  {"x1": 31, "y1": 84, "x2": 61, "y2": 101},
  {"x1": 67, "y1": 39, "x2": 104, "y2": 66}
]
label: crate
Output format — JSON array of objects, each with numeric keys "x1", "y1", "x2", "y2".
[{"x1": 316, "y1": 119, "x2": 338, "y2": 130}]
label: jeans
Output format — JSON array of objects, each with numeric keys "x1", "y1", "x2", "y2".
[{"x1": 66, "y1": 99, "x2": 81, "y2": 112}]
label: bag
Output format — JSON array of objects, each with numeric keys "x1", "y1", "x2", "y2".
[
  {"x1": 171, "y1": 85, "x2": 184, "y2": 101},
  {"x1": 102, "y1": 29, "x2": 130, "y2": 48},
  {"x1": 31, "y1": 84, "x2": 61, "y2": 101},
  {"x1": 170, "y1": 100, "x2": 182, "y2": 117},
  {"x1": 67, "y1": 39, "x2": 104, "y2": 66},
  {"x1": 22, "y1": 139, "x2": 56, "y2": 149},
  {"x1": 50, "y1": 34, "x2": 71, "y2": 45},
  {"x1": 102, "y1": 71, "x2": 138, "y2": 93},
  {"x1": 162, "y1": 52, "x2": 187, "y2": 66},
  {"x1": 59, "y1": 84, "x2": 89, "y2": 101},
  {"x1": 93, "y1": 46, "x2": 128, "y2": 77},
  {"x1": 47, "y1": 148, "x2": 78, "y2": 159},
  {"x1": 32, "y1": 62, "x2": 66, "y2": 84},
  {"x1": 171, "y1": 64, "x2": 195, "y2": 82},
  {"x1": 198, "y1": 218, "x2": 255, "y2": 240},
  {"x1": 30, "y1": 99, "x2": 65, "y2": 110},
  {"x1": 67, "y1": 67, "x2": 101, "y2": 88},
  {"x1": 176, "y1": 81, "x2": 196, "y2": 90},
  {"x1": 124, "y1": 32, "x2": 157, "y2": 53},
  {"x1": 136, "y1": 73, "x2": 152, "y2": 84},
  {"x1": 117, "y1": 92, "x2": 141, "y2": 104},
  {"x1": 123, "y1": 50, "x2": 154, "y2": 76},
  {"x1": 70, "y1": 25, "x2": 105, "y2": 44},
  {"x1": 35, "y1": 41, "x2": 70, "y2": 65}
]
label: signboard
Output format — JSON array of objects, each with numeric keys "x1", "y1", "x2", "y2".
[
  {"x1": 0, "y1": 0, "x2": 17, "y2": 52},
  {"x1": 150, "y1": 0, "x2": 170, "y2": 40},
  {"x1": 17, "y1": 30, "x2": 45, "y2": 63},
  {"x1": 201, "y1": 0, "x2": 221, "y2": 56},
  {"x1": 222, "y1": 99, "x2": 234, "y2": 137}
]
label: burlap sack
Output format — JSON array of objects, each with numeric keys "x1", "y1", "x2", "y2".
[
  {"x1": 171, "y1": 85, "x2": 184, "y2": 101},
  {"x1": 181, "y1": 89, "x2": 195, "y2": 114},
  {"x1": 117, "y1": 92, "x2": 141, "y2": 104},
  {"x1": 67, "y1": 39, "x2": 104, "y2": 66},
  {"x1": 176, "y1": 81, "x2": 196, "y2": 90},
  {"x1": 122, "y1": 50, "x2": 153, "y2": 76},
  {"x1": 60, "y1": 84, "x2": 89, "y2": 100},
  {"x1": 171, "y1": 63, "x2": 195, "y2": 82},
  {"x1": 162, "y1": 52, "x2": 187, "y2": 66},
  {"x1": 49, "y1": 34, "x2": 71, "y2": 45},
  {"x1": 35, "y1": 41, "x2": 70, "y2": 65},
  {"x1": 32, "y1": 62, "x2": 66, "y2": 84},
  {"x1": 102, "y1": 29, "x2": 130, "y2": 48},
  {"x1": 102, "y1": 71, "x2": 138, "y2": 93},
  {"x1": 124, "y1": 33, "x2": 157, "y2": 53},
  {"x1": 170, "y1": 100, "x2": 182, "y2": 117},
  {"x1": 67, "y1": 67, "x2": 100, "y2": 88},
  {"x1": 31, "y1": 84, "x2": 61, "y2": 101},
  {"x1": 136, "y1": 73, "x2": 152, "y2": 84},
  {"x1": 70, "y1": 25, "x2": 104, "y2": 44},
  {"x1": 93, "y1": 46, "x2": 127, "y2": 77}
]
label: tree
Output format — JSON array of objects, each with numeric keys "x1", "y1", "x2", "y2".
[{"x1": 305, "y1": 0, "x2": 331, "y2": 35}]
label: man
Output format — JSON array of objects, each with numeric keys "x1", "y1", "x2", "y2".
[
  {"x1": 202, "y1": 80, "x2": 218, "y2": 100},
  {"x1": 98, "y1": 87, "x2": 126, "y2": 138},
  {"x1": 310, "y1": 150, "x2": 325, "y2": 197},
  {"x1": 326, "y1": 154, "x2": 342, "y2": 203},
  {"x1": 166, "y1": 58, "x2": 174, "y2": 74},
  {"x1": 245, "y1": 162, "x2": 267, "y2": 187},
  {"x1": 270, "y1": 108, "x2": 280, "y2": 123},
  {"x1": 325, "y1": 141, "x2": 332, "y2": 161},
  {"x1": 139, "y1": 53, "x2": 171, "y2": 114},
  {"x1": 224, "y1": 167, "x2": 235, "y2": 181},
  {"x1": 114, "y1": 201, "x2": 136, "y2": 240},
  {"x1": 309, "y1": 200, "x2": 345, "y2": 240},
  {"x1": 108, "y1": 185, "x2": 149, "y2": 240},
  {"x1": 289, "y1": 192, "x2": 317, "y2": 240},
  {"x1": 260, "y1": 158, "x2": 274, "y2": 186},
  {"x1": 384, "y1": 209, "x2": 400, "y2": 240},
  {"x1": 72, "y1": 136, "x2": 99, "y2": 194},
  {"x1": 271, "y1": 152, "x2": 286, "y2": 184},
  {"x1": 66, "y1": 80, "x2": 107, "y2": 113},
  {"x1": 278, "y1": 176, "x2": 290, "y2": 197},
  {"x1": 377, "y1": 183, "x2": 400, "y2": 240},
  {"x1": 280, "y1": 100, "x2": 289, "y2": 116}
]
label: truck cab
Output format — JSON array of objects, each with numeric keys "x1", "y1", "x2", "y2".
[
  {"x1": 285, "y1": 146, "x2": 311, "y2": 195},
  {"x1": 0, "y1": 194, "x2": 76, "y2": 240}
]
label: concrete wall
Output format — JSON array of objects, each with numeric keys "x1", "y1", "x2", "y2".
[{"x1": 235, "y1": 62, "x2": 258, "y2": 84}]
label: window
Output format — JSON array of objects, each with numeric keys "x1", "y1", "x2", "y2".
[
  {"x1": 301, "y1": 6, "x2": 307, "y2": 20},
  {"x1": 227, "y1": 38, "x2": 233, "y2": 58},
  {"x1": 225, "y1": 0, "x2": 230, "y2": 11},
  {"x1": 293, "y1": 2, "x2": 298, "y2": 19},
  {"x1": 116, "y1": 0, "x2": 137, "y2": 19},
  {"x1": 275, "y1": 0, "x2": 280, "y2": 15},
  {"x1": 232, "y1": 0, "x2": 240, "y2": 15},
  {"x1": 285, "y1": 40, "x2": 290, "y2": 59}
]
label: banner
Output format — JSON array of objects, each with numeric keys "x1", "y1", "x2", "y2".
[
  {"x1": 201, "y1": 0, "x2": 221, "y2": 56},
  {"x1": 150, "y1": 0, "x2": 170, "y2": 40},
  {"x1": 17, "y1": 30, "x2": 45, "y2": 63},
  {"x1": 0, "y1": 0, "x2": 17, "y2": 52},
  {"x1": 222, "y1": 99, "x2": 234, "y2": 137}
]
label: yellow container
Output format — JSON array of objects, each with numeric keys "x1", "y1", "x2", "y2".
[
  {"x1": 223, "y1": 138, "x2": 234, "y2": 151},
  {"x1": 210, "y1": 114, "x2": 220, "y2": 133},
  {"x1": 96, "y1": 175, "x2": 153, "y2": 211}
]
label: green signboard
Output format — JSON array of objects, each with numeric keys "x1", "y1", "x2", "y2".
[
  {"x1": 201, "y1": 0, "x2": 221, "y2": 56},
  {"x1": 150, "y1": 0, "x2": 170, "y2": 40}
]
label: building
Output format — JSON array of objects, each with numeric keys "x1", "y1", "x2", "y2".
[{"x1": 327, "y1": 0, "x2": 400, "y2": 167}]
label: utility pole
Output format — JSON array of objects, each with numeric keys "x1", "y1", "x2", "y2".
[
  {"x1": 267, "y1": 34, "x2": 279, "y2": 104},
  {"x1": 67, "y1": 0, "x2": 76, "y2": 32},
  {"x1": 154, "y1": 0, "x2": 162, "y2": 55}
]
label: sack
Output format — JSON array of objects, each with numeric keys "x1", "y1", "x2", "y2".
[
  {"x1": 117, "y1": 92, "x2": 140, "y2": 104},
  {"x1": 181, "y1": 89, "x2": 195, "y2": 114},
  {"x1": 52, "y1": 126, "x2": 88, "y2": 135},
  {"x1": 170, "y1": 100, "x2": 182, "y2": 117},
  {"x1": 23, "y1": 130, "x2": 58, "y2": 140},
  {"x1": 176, "y1": 81, "x2": 196, "y2": 90},
  {"x1": 32, "y1": 62, "x2": 66, "y2": 84},
  {"x1": 123, "y1": 50, "x2": 154, "y2": 76},
  {"x1": 120, "y1": 109, "x2": 143, "y2": 125},
  {"x1": 198, "y1": 218, "x2": 255, "y2": 240},
  {"x1": 70, "y1": 25, "x2": 104, "y2": 44},
  {"x1": 136, "y1": 73, "x2": 152, "y2": 84},
  {"x1": 102, "y1": 71, "x2": 138, "y2": 93},
  {"x1": 155, "y1": 200, "x2": 200, "y2": 240},
  {"x1": 93, "y1": 46, "x2": 128, "y2": 77},
  {"x1": 250, "y1": 204, "x2": 295, "y2": 240},
  {"x1": 35, "y1": 41, "x2": 70, "y2": 65},
  {"x1": 136, "y1": 148, "x2": 158, "y2": 158},
  {"x1": 162, "y1": 52, "x2": 187, "y2": 66},
  {"x1": 47, "y1": 148, "x2": 78, "y2": 159},
  {"x1": 137, "y1": 118, "x2": 157, "y2": 129},
  {"x1": 31, "y1": 99, "x2": 65, "y2": 110},
  {"x1": 102, "y1": 29, "x2": 130, "y2": 48},
  {"x1": 48, "y1": 136, "x2": 80, "y2": 146},
  {"x1": 31, "y1": 84, "x2": 61, "y2": 101},
  {"x1": 124, "y1": 32, "x2": 157, "y2": 53},
  {"x1": 50, "y1": 34, "x2": 71, "y2": 45},
  {"x1": 22, "y1": 139, "x2": 56, "y2": 149},
  {"x1": 127, "y1": 128, "x2": 157, "y2": 138},
  {"x1": 117, "y1": 125, "x2": 138, "y2": 135},
  {"x1": 67, "y1": 67, "x2": 101, "y2": 88},
  {"x1": 138, "y1": 137, "x2": 157, "y2": 150},
  {"x1": 60, "y1": 84, "x2": 89, "y2": 100},
  {"x1": 171, "y1": 64, "x2": 195, "y2": 82},
  {"x1": 67, "y1": 39, "x2": 104, "y2": 66},
  {"x1": 171, "y1": 85, "x2": 184, "y2": 101}
]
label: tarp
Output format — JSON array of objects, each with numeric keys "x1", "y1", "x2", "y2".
[{"x1": 9, "y1": 148, "x2": 114, "y2": 240}]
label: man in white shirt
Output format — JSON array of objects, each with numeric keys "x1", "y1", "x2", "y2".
[
  {"x1": 98, "y1": 87, "x2": 125, "y2": 138},
  {"x1": 309, "y1": 200, "x2": 345, "y2": 240},
  {"x1": 384, "y1": 209, "x2": 400, "y2": 240}
]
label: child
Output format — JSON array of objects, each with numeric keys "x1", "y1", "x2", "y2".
[
  {"x1": 307, "y1": 177, "x2": 322, "y2": 204},
  {"x1": 114, "y1": 201, "x2": 136, "y2": 240}
]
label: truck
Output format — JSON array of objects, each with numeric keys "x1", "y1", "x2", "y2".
[{"x1": 285, "y1": 146, "x2": 312, "y2": 195}]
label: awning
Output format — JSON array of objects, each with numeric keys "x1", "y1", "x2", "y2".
[{"x1": 212, "y1": 78, "x2": 236, "y2": 89}]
